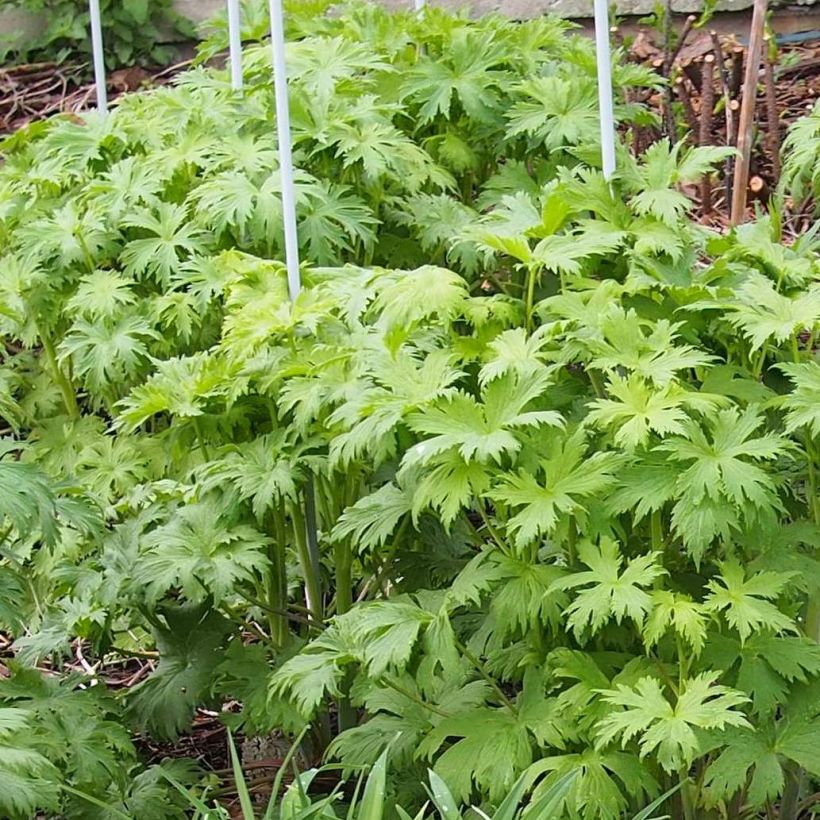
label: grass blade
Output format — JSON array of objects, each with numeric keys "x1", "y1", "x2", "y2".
[
  {"x1": 357, "y1": 747, "x2": 389, "y2": 820},
  {"x1": 630, "y1": 780, "x2": 686, "y2": 820},
  {"x1": 228, "y1": 728, "x2": 256, "y2": 820}
]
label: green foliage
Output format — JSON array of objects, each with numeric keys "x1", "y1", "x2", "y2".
[
  {"x1": 0, "y1": 0, "x2": 193, "y2": 69},
  {"x1": 0, "y1": 2, "x2": 819, "y2": 818}
]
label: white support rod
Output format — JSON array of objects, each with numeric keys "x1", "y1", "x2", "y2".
[
  {"x1": 593, "y1": 0, "x2": 616, "y2": 180},
  {"x1": 227, "y1": 0, "x2": 244, "y2": 91},
  {"x1": 268, "y1": 0, "x2": 322, "y2": 622},
  {"x1": 88, "y1": 0, "x2": 108, "y2": 115},
  {"x1": 268, "y1": 0, "x2": 301, "y2": 302},
  {"x1": 414, "y1": 0, "x2": 426, "y2": 9}
]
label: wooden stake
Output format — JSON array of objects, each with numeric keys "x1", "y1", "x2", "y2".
[
  {"x1": 730, "y1": 46, "x2": 744, "y2": 98},
  {"x1": 700, "y1": 53, "x2": 716, "y2": 214},
  {"x1": 731, "y1": 0, "x2": 768, "y2": 225},
  {"x1": 674, "y1": 76, "x2": 699, "y2": 139}
]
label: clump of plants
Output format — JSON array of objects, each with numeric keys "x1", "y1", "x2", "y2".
[
  {"x1": 0, "y1": 2, "x2": 819, "y2": 818},
  {"x1": 0, "y1": 0, "x2": 193, "y2": 68}
]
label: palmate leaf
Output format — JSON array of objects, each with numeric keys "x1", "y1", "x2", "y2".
[
  {"x1": 418, "y1": 707, "x2": 536, "y2": 804},
  {"x1": 299, "y1": 181, "x2": 379, "y2": 265},
  {"x1": 486, "y1": 554, "x2": 568, "y2": 639},
  {"x1": 350, "y1": 597, "x2": 437, "y2": 678},
  {"x1": 199, "y1": 431, "x2": 304, "y2": 522},
  {"x1": 723, "y1": 273, "x2": 820, "y2": 351},
  {"x1": 116, "y1": 352, "x2": 237, "y2": 430},
  {"x1": 136, "y1": 501, "x2": 270, "y2": 604},
  {"x1": 129, "y1": 604, "x2": 233, "y2": 739},
  {"x1": 331, "y1": 482, "x2": 413, "y2": 553},
  {"x1": 624, "y1": 139, "x2": 732, "y2": 226},
  {"x1": 526, "y1": 747, "x2": 659, "y2": 820},
  {"x1": 704, "y1": 561, "x2": 797, "y2": 644},
  {"x1": 657, "y1": 406, "x2": 790, "y2": 556},
  {"x1": 329, "y1": 676, "x2": 491, "y2": 773},
  {"x1": 407, "y1": 450, "x2": 491, "y2": 527},
  {"x1": 555, "y1": 538, "x2": 666, "y2": 639},
  {"x1": 490, "y1": 428, "x2": 621, "y2": 547},
  {"x1": 270, "y1": 618, "x2": 363, "y2": 717},
  {"x1": 86, "y1": 155, "x2": 165, "y2": 218},
  {"x1": 0, "y1": 456, "x2": 58, "y2": 543},
  {"x1": 778, "y1": 360, "x2": 820, "y2": 436},
  {"x1": 405, "y1": 371, "x2": 562, "y2": 466},
  {"x1": 506, "y1": 76, "x2": 600, "y2": 151},
  {"x1": 596, "y1": 673, "x2": 750, "y2": 773},
  {"x1": 478, "y1": 326, "x2": 558, "y2": 387},
  {"x1": 65, "y1": 269, "x2": 136, "y2": 320},
  {"x1": 400, "y1": 30, "x2": 508, "y2": 124},
  {"x1": 326, "y1": 120, "x2": 452, "y2": 192},
  {"x1": 59, "y1": 313, "x2": 158, "y2": 395},
  {"x1": 372, "y1": 265, "x2": 468, "y2": 330},
  {"x1": 288, "y1": 35, "x2": 392, "y2": 111},
  {"x1": 328, "y1": 346, "x2": 463, "y2": 469},
  {"x1": 587, "y1": 375, "x2": 725, "y2": 451},
  {"x1": 0, "y1": 708, "x2": 60, "y2": 820},
  {"x1": 643, "y1": 591, "x2": 709, "y2": 655},
  {"x1": 703, "y1": 716, "x2": 820, "y2": 808},
  {"x1": 121, "y1": 202, "x2": 207, "y2": 286},
  {"x1": 702, "y1": 633, "x2": 820, "y2": 717},
  {"x1": 531, "y1": 227, "x2": 626, "y2": 277},
  {"x1": 585, "y1": 308, "x2": 713, "y2": 385}
]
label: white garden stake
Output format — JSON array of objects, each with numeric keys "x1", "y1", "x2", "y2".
[
  {"x1": 593, "y1": 0, "x2": 616, "y2": 180},
  {"x1": 269, "y1": 0, "x2": 302, "y2": 302},
  {"x1": 88, "y1": 0, "x2": 108, "y2": 115},
  {"x1": 268, "y1": 0, "x2": 322, "y2": 619},
  {"x1": 226, "y1": 0, "x2": 244, "y2": 91}
]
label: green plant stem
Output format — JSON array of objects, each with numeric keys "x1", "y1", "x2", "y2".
[
  {"x1": 780, "y1": 764, "x2": 803, "y2": 820},
  {"x1": 476, "y1": 502, "x2": 507, "y2": 554},
  {"x1": 264, "y1": 511, "x2": 291, "y2": 648},
  {"x1": 806, "y1": 437, "x2": 819, "y2": 526},
  {"x1": 334, "y1": 540, "x2": 353, "y2": 615},
  {"x1": 650, "y1": 509, "x2": 663, "y2": 552},
  {"x1": 677, "y1": 772, "x2": 696, "y2": 820},
  {"x1": 587, "y1": 367, "x2": 606, "y2": 399},
  {"x1": 40, "y1": 331, "x2": 79, "y2": 419},
  {"x1": 292, "y1": 502, "x2": 323, "y2": 623},
  {"x1": 525, "y1": 264, "x2": 538, "y2": 333},
  {"x1": 454, "y1": 637, "x2": 518, "y2": 715},
  {"x1": 381, "y1": 677, "x2": 452, "y2": 718},
  {"x1": 791, "y1": 332, "x2": 801, "y2": 364},
  {"x1": 192, "y1": 417, "x2": 211, "y2": 461},
  {"x1": 753, "y1": 343, "x2": 769, "y2": 380}
]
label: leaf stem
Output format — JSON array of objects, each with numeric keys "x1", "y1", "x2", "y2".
[
  {"x1": 291, "y1": 499, "x2": 323, "y2": 623},
  {"x1": 40, "y1": 330, "x2": 79, "y2": 419},
  {"x1": 454, "y1": 637, "x2": 518, "y2": 715},
  {"x1": 381, "y1": 677, "x2": 452, "y2": 718},
  {"x1": 525, "y1": 264, "x2": 538, "y2": 333}
]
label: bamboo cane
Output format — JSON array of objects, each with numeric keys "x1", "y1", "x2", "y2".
[{"x1": 731, "y1": 0, "x2": 768, "y2": 225}]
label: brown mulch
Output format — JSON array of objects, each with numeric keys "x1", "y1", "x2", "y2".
[{"x1": 0, "y1": 59, "x2": 191, "y2": 135}]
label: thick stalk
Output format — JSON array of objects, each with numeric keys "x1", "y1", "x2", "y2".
[
  {"x1": 192, "y1": 417, "x2": 211, "y2": 461},
  {"x1": 678, "y1": 771, "x2": 696, "y2": 820},
  {"x1": 779, "y1": 763, "x2": 803, "y2": 820},
  {"x1": 334, "y1": 540, "x2": 353, "y2": 616},
  {"x1": 525, "y1": 264, "x2": 538, "y2": 333},
  {"x1": 40, "y1": 331, "x2": 79, "y2": 419},
  {"x1": 267, "y1": 511, "x2": 290, "y2": 650},
  {"x1": 291, "y1": 502, "x2": 323, "y2": 623}
]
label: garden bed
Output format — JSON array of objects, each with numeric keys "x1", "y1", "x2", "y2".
[{"x1": 2, "y1": 2, "x2": 820, "y2": 819}]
